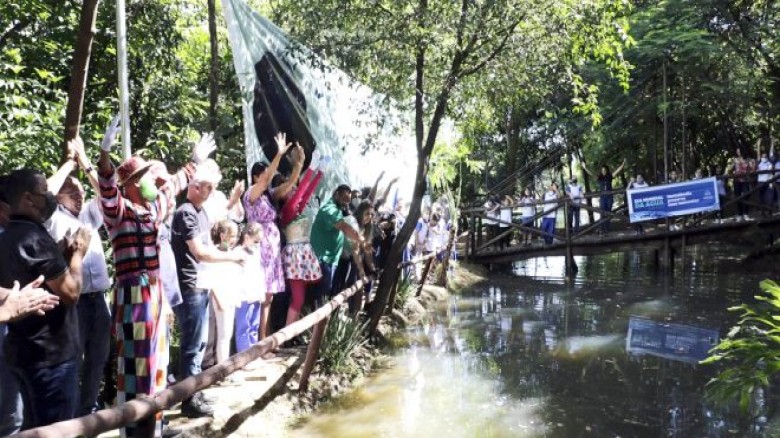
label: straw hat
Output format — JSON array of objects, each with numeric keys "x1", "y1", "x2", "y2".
[{"x1": 117, "y1": 156, "x2": 153, "y2": 185}]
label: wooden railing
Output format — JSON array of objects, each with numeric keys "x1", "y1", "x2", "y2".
[
  {"x1": 462, "y1": 171, "x2": 780, "y2": 263},
  {"x1": 17, "y1": 253, "x2": 437, "y2": 438}
]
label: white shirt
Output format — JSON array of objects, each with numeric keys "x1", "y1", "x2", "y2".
[
  {"x1": 45, "y1": 199, "x2": 111, "y2": 293},
  {"x1": 202, "y1": 190, "x2": 245, "y2": 227},
  {"x1": 519, "y1": 196, "x2": 535, "y2": 218},
  {"x1": 543, "y1": 191, "x2": 558, "y2": 219},
  {"x1": 415, "y1": 219, "x2": 429, "y2": 248},
  {"x1": 630, "y1": 181, "x2": 649, "y2": 189},
  {"x1": 566, "y1": 183, "x2": 583, "y2": 204},
  {"x1": 240, "y1": 247, "x2": 264, "y2": 303},
  {"x1": 758, "y1": 159, "x2": 773, "y2": 182},
  {"x1": 484, "y1": 201, "x2": 499, "y2": 225},
  {"x1": 499, "y1": 205, "x2": 512, "y2": 227},
  {"x1": 198, "y1": 248, "x2": 247, "y2": 308},
  {"x1": 425, "y1": 222, "x2": 438, "y2": 253}
]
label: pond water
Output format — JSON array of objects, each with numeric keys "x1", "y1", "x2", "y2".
[{"x1": 293, "y1": 246, "x2": 776, "y2": 437}]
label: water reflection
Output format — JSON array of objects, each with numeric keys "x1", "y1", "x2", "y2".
[{"x1": 294, "y1": 246, "x2": 774, "y2": 437}]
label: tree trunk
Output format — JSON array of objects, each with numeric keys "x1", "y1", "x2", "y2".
[
  {"x1": 63, "y1": 0, "x2": 101, "y2": 154},
  {"x1": 505, "y1": 106, "x2": 520, "y2": 194},
  {"x1": 436, "y1": 226, "x2": 457, "y2": 287},
  {"x1": 577, "y1": 142, "x2": 596, "y2": 223},
  {"x1": 207, "y1": 0, "x2": 219, "y2": 131}
]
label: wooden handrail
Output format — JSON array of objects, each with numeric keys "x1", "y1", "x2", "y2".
[
  {"x1": 17, "y1": 277, "x2": 372, "y2": 438},
  {"x1": 17, "y1": 252, "x2": 441, "y2": 438}
]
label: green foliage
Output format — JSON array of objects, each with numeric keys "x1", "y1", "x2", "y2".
[
  {"x1": 393, "y1": 275, "x2": 415, "y2": 311},
  {"x1": 1, "y1": 0, "x2": 245, "y2": 187},
  {"x1": 702, "y1": 280, "x2": 780, "y2": 414},
  {"x1": 319, "y1": 312, "x2": 369, "y2": 375}
]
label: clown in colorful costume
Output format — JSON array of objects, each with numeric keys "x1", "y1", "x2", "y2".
[{"x1": 95, "y1": 115, "x2": 215, "y2": 438}]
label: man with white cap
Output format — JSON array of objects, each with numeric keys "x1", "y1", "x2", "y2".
[{"x1": 170, "y1": 159, "x2": 244, "y2": 418}]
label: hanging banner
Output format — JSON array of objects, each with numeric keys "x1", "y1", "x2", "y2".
[
  {"x1": 627, "y1": 177, "x2": 720, "y2": 223},
  {"x1": 221, "y1": 0, "x2": 415, "y2": 212}
]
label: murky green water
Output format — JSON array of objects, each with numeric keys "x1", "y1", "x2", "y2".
[{"x1": 294, "y1": 246, "x2": 777, "y2": 437}]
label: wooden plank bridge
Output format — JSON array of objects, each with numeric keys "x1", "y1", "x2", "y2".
[{"x1": 463, "y1": 174, "x2": 780, "y2": 270}]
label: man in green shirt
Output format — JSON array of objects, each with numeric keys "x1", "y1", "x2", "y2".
[{"x1": 310, "y1": 184, "x2": 364, "y2": 302}]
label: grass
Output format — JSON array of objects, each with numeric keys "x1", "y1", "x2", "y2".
[{"x1": 319, "y1": 311, "x2": 369, "y2": 375}]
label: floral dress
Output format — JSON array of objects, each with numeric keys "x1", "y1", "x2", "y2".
[{"x1": 243, "y1": 191, "x2": 285, "y2": 293}]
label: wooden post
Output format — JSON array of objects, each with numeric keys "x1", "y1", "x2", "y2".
[
  {"x1": 386, "y1": 279, "x2": 400, "y2": 313},
  {"x1": 298, "y1": 317, "x2": 328, "y2": 392},
  {"x1": 477, "y1": 216, "x2": 483, "y2": 248},
  {"x1": 563, "y1": 199, "x2": 575, "y2": 277},
  {"x1": 416, "y1": 256, "x2": 435, "y2": 296}
]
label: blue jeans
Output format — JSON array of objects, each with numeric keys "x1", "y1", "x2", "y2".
[
  {"x1": 541, "y1": 217, "x2": 556, "y2": 244},
  {"x1": 599, "y1": 195, "x2": 613, "y2": 232},
  {"x1": 77, "y1": 292, "x2": 111, "y2": 416},
  {"x1": 313, "y1": 260, "x2": 337, "y2": 305},
  {"x1": 0, "y1": 324, "x2": 23, "y2": 436},
  {"x1": 234, "y1": 301, "x2": 261, "y2": 353},
  {"x1": 173, "y1": 289, "x2": 210, "y2": 379},
  {"x1": 11, "y1": 359, "x2": 79, "y2": 429}
]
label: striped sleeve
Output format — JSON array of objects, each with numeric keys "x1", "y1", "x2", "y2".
[{"x1": 98, "y1": 166, "x2": 125, "y2": 229}]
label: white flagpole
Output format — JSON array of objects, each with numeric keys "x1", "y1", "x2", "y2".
[{"x1": 116, "y1": 0, "x2": 131, "y2": 159}]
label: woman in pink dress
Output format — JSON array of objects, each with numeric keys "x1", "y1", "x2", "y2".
[{"x1": 243, "y1": 132, "x2": 292, "y2": 339}]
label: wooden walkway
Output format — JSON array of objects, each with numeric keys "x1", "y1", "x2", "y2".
[
  {"x1": 469, "y1": 214, "x2": 780, "y2": 265},
  {"x1": 464, "y1": 174, "x2": 780, "y2": 268}
]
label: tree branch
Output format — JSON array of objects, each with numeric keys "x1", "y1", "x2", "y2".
[{"x1": 458, "y1": 19, "x2": 521, "y2": 79}]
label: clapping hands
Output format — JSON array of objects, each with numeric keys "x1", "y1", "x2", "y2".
[{"x1": 0, "y1": 276, "x2": 60, "y2": 323}]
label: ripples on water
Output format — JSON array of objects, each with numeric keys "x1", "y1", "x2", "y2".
[{"x1": 293, "y1": 246, "x2": 776, "y2": 437}]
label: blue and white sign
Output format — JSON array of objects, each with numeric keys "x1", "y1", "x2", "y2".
[
  {"x1": 627, "y1": 177, "x2": 720, "y2": 223},
  {"x1": 626, "y1": 317, "x2": 720, "y2": 364}
]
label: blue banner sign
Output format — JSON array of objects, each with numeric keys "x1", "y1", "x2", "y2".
[
  {"x1": 626, "y1": 317, "x2": 720, "y2": 364},
  {"x1": 627, "y1": 177, "x2": 720, "y2": 223}
]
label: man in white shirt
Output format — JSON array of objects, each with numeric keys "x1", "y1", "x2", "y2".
[
  {"x1": 541, "y1": 184, "x2": 559, "y2": 245},
  {"x1": 45, "y1": 175, "x2": 112, "y2": 417},
  {"x1": 758, "y1": 147, "x2": 774, "y2": 213},
  {"x1": 566, "y1": 178, "x2": 584, "y2": 233},
  {"x1": 483, "y1": 195, "x2": 500, "y2": 247}
]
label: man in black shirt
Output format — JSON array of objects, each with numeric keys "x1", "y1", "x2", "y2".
[
  {"x1": 0, "y1": 169, "x2": 89, "y2": 428},
  {"x1": 170, "y1": 164, "x2": 242, "y2": 418}
]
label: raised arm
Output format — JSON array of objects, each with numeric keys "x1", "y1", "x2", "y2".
[
  {"x1": 368, "y1": 171, "x2": 385, "y2": 202},
  {"x1": 613, "y1": 158, "x2": 627, "y2": 176},
  {"x1": 47, "y1": 143, "x2": 77, "y2": 195},
  {"x1": 248, "y1": 132, "x2": 292, "y2": 203},
  {"x1": 375, "y1": 177, "x2": 399, "y2": 208},
  {"x1": 272, "y1": 144, "x2": 305, "y2": 202},
  {"x1": 71, "y1": 136, "x2": 100, "y2": 194}
]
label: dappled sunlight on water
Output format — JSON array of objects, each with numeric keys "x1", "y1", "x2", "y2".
[
  {"x1": 294, "y1": 347, "x2": 549, "y2": 437},
  {"x1": 294, "y1": 244, "x2": 776, "y2": 437}
]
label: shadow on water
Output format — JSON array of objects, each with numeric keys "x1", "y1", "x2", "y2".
[{"x1": 293, "y1": 245, "x2": 776, "y2": 437}]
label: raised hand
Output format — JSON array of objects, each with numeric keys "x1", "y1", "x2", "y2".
[
  {"x1": 193, "y1": 132, "x2": 216, "y2": 164},
  {"x1": 293, "y1": 143, "x2": 305, "y2": 165},
  {"x1": 274, "y1": 132, "x2": 292, "y2": 156},
  {"x1": 101, "y1": 114, "x2": 122, "y2": 152},
  {"x1": 231, "y1": 179, "x2": 246, "y2": 200}
]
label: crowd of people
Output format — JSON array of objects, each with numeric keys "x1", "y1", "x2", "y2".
[
  {"x1": 482, "y1": 140, "x2": 780, "y2": 246},
  {"x1": 0, "y1": 116, "x2": 428, "y2": 437}
]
